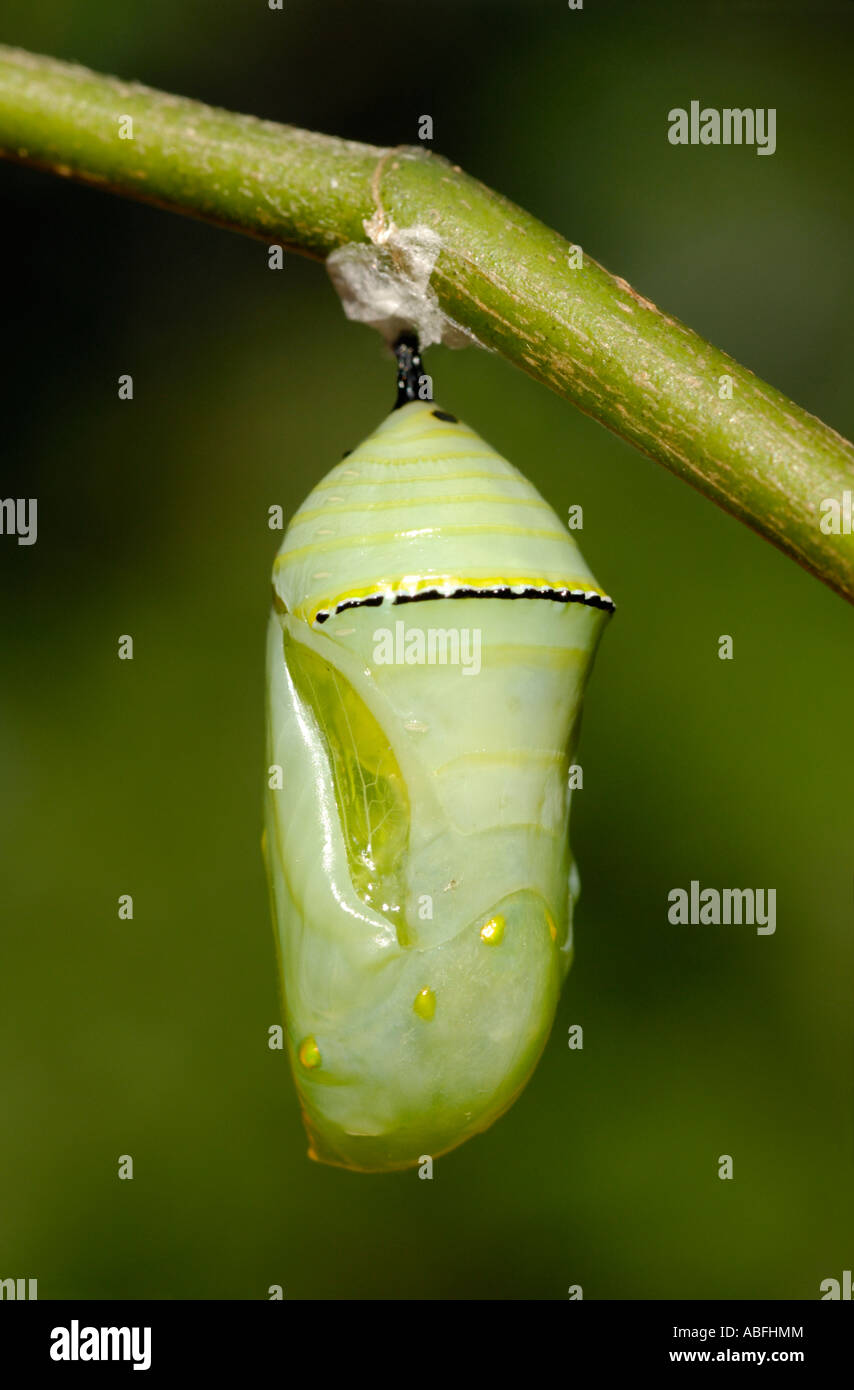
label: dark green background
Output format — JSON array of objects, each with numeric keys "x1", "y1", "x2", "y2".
[{"x1": 1, "y1": 0, "x2": 852, "y2": 1299}]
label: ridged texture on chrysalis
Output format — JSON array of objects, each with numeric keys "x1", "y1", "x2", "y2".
[{"x1": 264, "y1": 400, "x2": 612, "y2": 1171}]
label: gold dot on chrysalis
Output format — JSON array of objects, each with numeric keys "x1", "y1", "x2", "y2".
[
  {"x1": 413, "y1": 987, "x2": 436, "y2": 1021},
  {"x1": 546, "y1": 909, "x2": 558, "y2": 942},
  {"x1": 298, "y1": 1036, "x2": 322, "y2": 1069},
  {"x1": 480, "y1": 914, "x2": 505, "y2": 946}
]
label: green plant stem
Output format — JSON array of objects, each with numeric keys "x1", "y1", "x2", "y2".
[{"x1": 1, "y1": 44, "x2": 852, "y2": 604}]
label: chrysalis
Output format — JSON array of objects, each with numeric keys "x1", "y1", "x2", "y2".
[{"x1": 264, "y1": 336, "x2": 614, "y2": 1172}]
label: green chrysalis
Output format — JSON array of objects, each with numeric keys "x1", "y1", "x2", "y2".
[{"x1": 264, "y1": 339, "x2": 613, "y2": 1172}]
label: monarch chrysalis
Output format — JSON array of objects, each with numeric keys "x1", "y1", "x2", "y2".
[{"x1": 264, "y1": 336, "x2": 614, "y2": 1172}]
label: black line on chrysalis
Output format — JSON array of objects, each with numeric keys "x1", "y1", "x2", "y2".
[
  {"x1": 313, "y1": 585, "x2": 616, "y2": 625},
  {"x1": 335, "y1": 595, "x2": 384, "y2": 615},
  {"x1": 394, "y1": 586, "x2": 616, "y2": 612},
  {"x1": 393, "y1": 332, "x2": 424, "y2": 409}
]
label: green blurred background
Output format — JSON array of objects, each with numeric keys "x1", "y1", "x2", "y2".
[{"x1": 1, "y1": 0, "x2": 852, "y2": 1300}]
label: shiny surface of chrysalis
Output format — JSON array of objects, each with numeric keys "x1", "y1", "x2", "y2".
[{"x1": 264, "y1": 375, "x2": 613, "y2": 1172}]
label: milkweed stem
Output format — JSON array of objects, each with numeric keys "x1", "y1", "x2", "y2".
[{"x1": 1, "y1": 44, "x2": 852, "y2": 604}]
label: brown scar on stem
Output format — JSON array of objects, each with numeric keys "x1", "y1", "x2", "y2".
[
  {"x1": 367, "y1": 142, "x2": 401, "y2": 232},
  {"x1": 612, "y1": 275, "x2": 658, "y2": 313}
]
